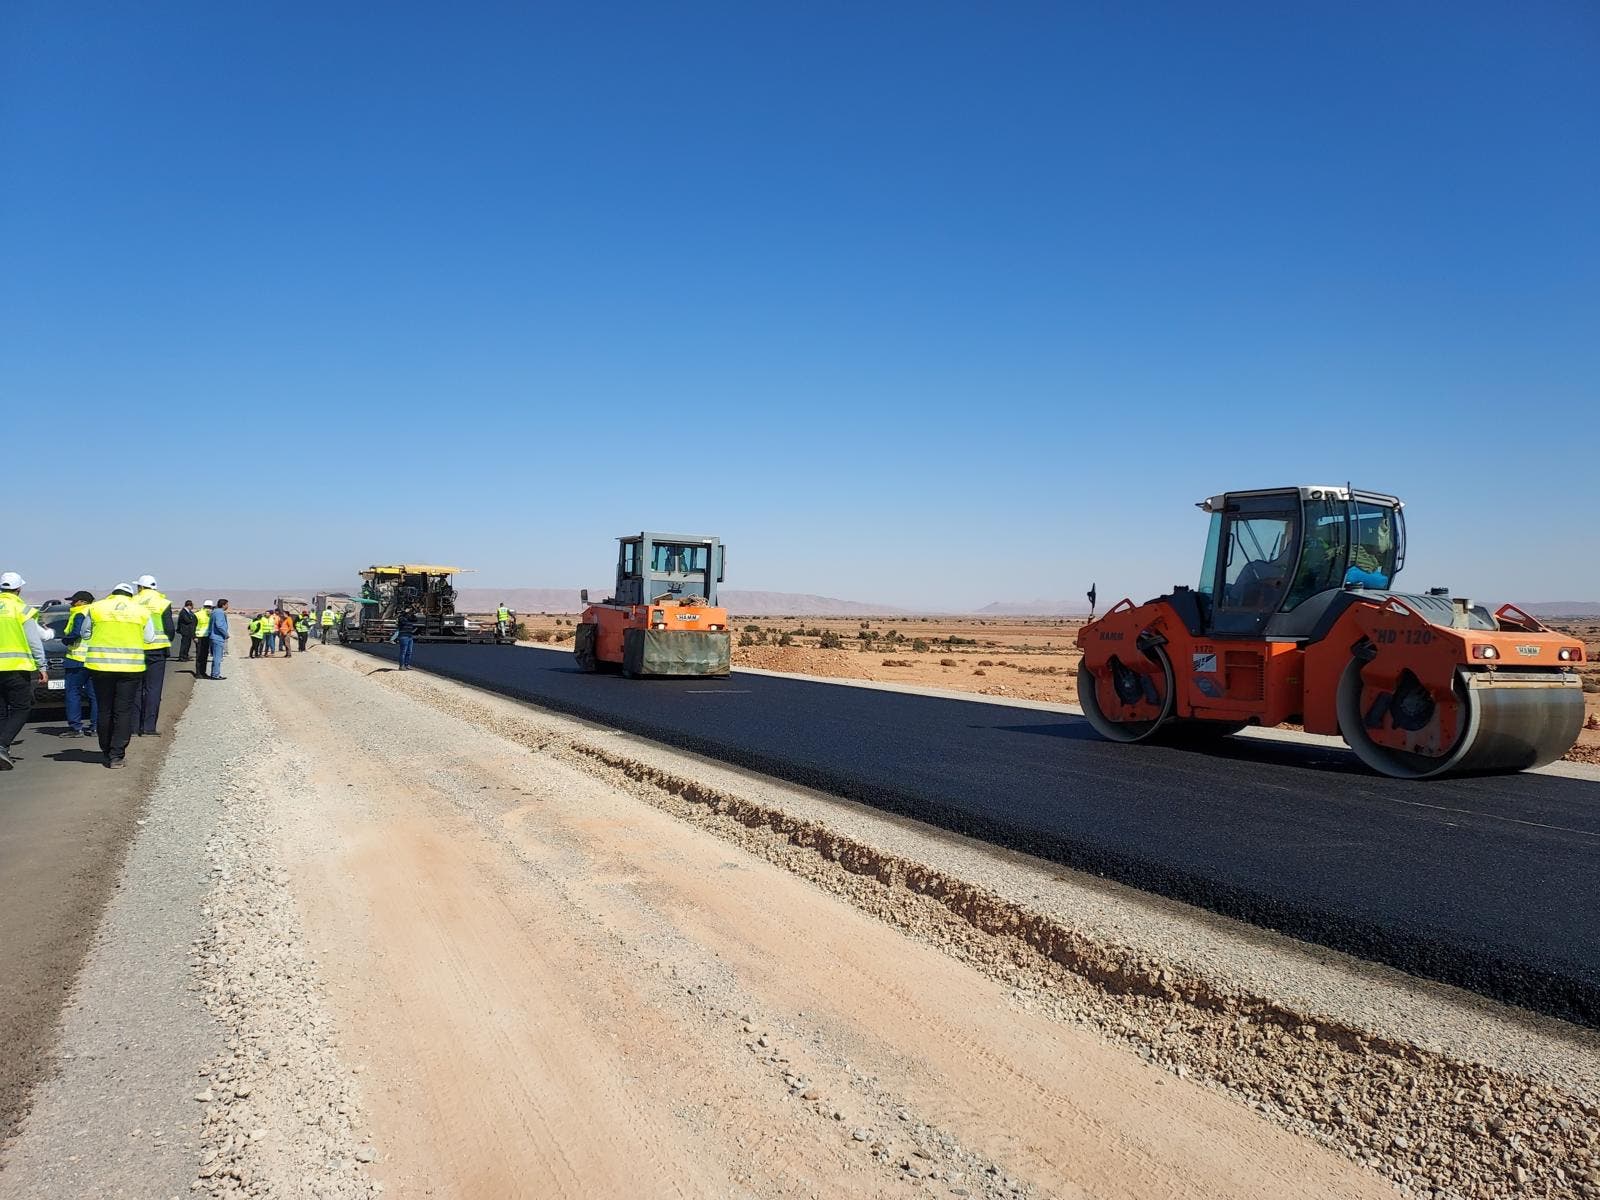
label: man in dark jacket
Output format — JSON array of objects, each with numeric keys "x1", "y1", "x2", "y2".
[
  {"x1": 396, "y1": 609, "x2": 418, "y2": 671},
  {"x1": 175, "y1": 600, "x2": 198, "y2": 661}
]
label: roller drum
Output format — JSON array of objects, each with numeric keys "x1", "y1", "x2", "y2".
[{"x1": 1338, "y1": 662, "x2": 1584, "y2": 780}]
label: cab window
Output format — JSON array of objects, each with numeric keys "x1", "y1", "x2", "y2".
[
  {"x1": 1220, "y1": 512, "x2": 1298, "y2": 611},
  {"x1": 1284, "y1": 497, "x2": 1348, "y2": 610},
  {"x1": 621, "y1": 541, "x2": 639, "y2": 577}
]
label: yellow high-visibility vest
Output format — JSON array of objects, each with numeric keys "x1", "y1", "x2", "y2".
[
  {"x1": 65, "y1": 603, "x2": 92, "y2": 663},
  {"x1": 84, "y1": 595, "x2": 149, "y2": 673},
  {"x1": 137, "y1": 589, "x2": 172, "y2": 650},
  {"x1": 0, "y1": 593, "x2": 36, "y2": 673},
  {"x1": 321, "y1": 608, "x2": 336, "y2": 626},
  {"x1": 195, "y1": 608, "x2": 211, "y2": 638}
]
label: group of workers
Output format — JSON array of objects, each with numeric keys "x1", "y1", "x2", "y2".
[
  {"x1": 0, "y1": 570, "x2": 352, "y2": 773},
  {"x1": 0, "y1": 572, "x2": 226, "y2": 771},
  {"x1": 244, "y1": 607, "x2": 334, "y2": 658}
]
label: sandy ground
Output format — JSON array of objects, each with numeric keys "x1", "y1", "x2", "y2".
[{"x1": 238, "y1": 650, "x2": 1391, "y2": 1200}]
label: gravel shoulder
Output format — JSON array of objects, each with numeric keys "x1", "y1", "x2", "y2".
[{"x1": 251, "y1": 648, "x2": 1393, "y2": 1200}]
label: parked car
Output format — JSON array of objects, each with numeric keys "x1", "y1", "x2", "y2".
[{"x1": 32, "y1": 601, "x2": 72, "y2": 708}]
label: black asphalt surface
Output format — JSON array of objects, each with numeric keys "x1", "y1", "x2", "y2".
[{"x1": 355, "y1": 641, "x2": 1600, "y2": 1025}]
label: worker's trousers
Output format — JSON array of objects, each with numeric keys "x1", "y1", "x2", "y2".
[
  {"x1": 194, "y1": 635, "x2": 211, "y2": 677},
  {"x1": 208, "y1": 635, "x2": 227, "y2": 679},
  {"x1": 0, "y1": 671, "x2": 34, "y2": 751},
  {"x1": 64, "y1": 663, "x2": 99, "y2": 732},
  {"x1": 91, "y1": 670, "x2": 142, "y2": 762},
  {"x1": 176, "y1": 631, "x2": 194, "y2": 661},
  {"x1": 135, "y1": 650, "x2": 167, "y2": 734}
]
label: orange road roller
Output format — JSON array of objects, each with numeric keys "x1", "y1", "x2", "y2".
[
  {"x1": 1075, "y1": 486, "x2": 1585, "y2": 779},
  {"x1": 575, "y1": 533, "x2": 732, "y2": 678}
]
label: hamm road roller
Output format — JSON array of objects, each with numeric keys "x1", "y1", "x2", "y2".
[
  {"x1": 575, "y1": 533, "x2": 731, "y2": 678},
  {"x1": 1076, "y1": 486, "x2": 1584, "y2": 779}
]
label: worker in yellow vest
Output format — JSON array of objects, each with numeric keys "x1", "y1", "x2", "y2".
[
  {"x1": 294, "y1": 611, "x2": 310, "y2": 652},
  {"x1": 60, "y1": 590, "x2": 100, "y2": 737},
  {"x1": 321, "y1": 604, "x2": 338, "y2": 641},
  {"x1": 81, "y1": 583, "x2": 157, "y2": 769},
  {"x1": 0, "y1": 571, "x2": 50, "y2": 770},
  {"x1": 133, "y1": 575, "x2": 174, "y2": 736},
  {"x1": 194, "y1": 600, "x2": 214, "y2": 678},
  {"x1": 496, "y1": 604, "x2": 515, "y2": 641}
]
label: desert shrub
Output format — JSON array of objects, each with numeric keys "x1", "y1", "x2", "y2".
[
  {"x1": 744, "y1": 624, "x2": 760, "y2": 632},
  {"x1": 912, "y1": 638, "x2": 928, "y2": 653},
  {"x1": 972, "y1": 668, "x2": 986, "y2": 676},
  {"x1": 940, "y1": 658, "x2": 958, "y2": 667},
  {"x1": 1582, "y1": 675, "x2": 1600, "y2": 694},
  {"x1": 739, "y1": 632, "x2": 755, "y2": 647},
  {"x1": 882, "y1": 658, "x2": 912, "y2": 667},
  {"x1": 778, "y1": 633, "x2": 794, "y2": 647},
  {"x1": 819, "y1": 630, "x2": 843, "y2": 650},
  {"x1": 977, "y1": 659, "x2": 994, "y2": 667},
  {"x1": 857, "y1": 629, "x2": 874, "y2": 640},
  {"x1": 532, "y1": 629, "x2": 553, "y2": 643}
]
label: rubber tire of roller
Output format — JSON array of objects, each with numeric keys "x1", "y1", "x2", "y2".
[{"x1": 1077, "y1": 644, "x2": 1176, "y2": 744}]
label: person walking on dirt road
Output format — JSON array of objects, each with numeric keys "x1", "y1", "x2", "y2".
[
  {"x1": 194, "y1": 600, "x2": 213, "y2": 678},
  {"x1": 397, "y1": 608, "x2": 418, "y2": 671},
  {"x1": 295, "y1": 611, "x2": 309, "y2": 652},
  {"x1": 60, "y1": 590, "x2": 100, "y2": 738},
  {"x1": 321, "y1": 605, "x2": 337, "y2": 641},
  {"x1": 0, "y1": 572, "x2": 50, "y2": 770},
  {"x1": 175, "y1": 600, "x2": 197, "y2": 661},
  {"x1": 278, "y1": 610, "x2": 294, "y2": 657},
  {"x1": 133, "y1": 574, "x2": 174, "y2": 737},
  {"x1": 207, "y1": 600, "x2": 230, "y2": 679},
  {"x1": 82, "y1": 583, "x2": 158, "y2": 769}
]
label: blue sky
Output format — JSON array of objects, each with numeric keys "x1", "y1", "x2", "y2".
[{"x1": 5, "y1": 2, "x2": 1597, "y2": 607}]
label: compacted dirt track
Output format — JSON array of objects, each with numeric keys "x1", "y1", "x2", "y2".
[{"x1": 245, "y1": 654, "x2": 1392, "y2": 1200}]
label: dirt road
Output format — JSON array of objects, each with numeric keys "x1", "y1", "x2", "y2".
[
  {"x1": 0, "y1": 663, "x2": 194, "y2": 1144},
  {"x1": 231, "y1": 652, "x2": 1389, "y2": 1200}
]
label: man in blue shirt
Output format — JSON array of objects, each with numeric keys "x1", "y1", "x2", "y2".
[
  {"x1": 396, "y1": 609, "x2": 418, "y2": 671},
  {"x1": 207, "y1": 600, "x2": 231, "y2": 680}
]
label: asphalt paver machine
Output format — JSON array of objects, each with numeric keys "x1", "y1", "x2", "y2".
[
  {"x1": 1075, "y1": 485, "x2": 1585, "y2": 779},
  {"x1": 346, "y1": 564, "x2": 500, "y2": 644},
  {"x1": 575, "y1": 533, "x2": 731, "y2": 677}
]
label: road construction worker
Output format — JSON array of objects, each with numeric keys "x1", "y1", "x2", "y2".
[
  {"x1": 496, "y1": 604, "x2": 514, "y2": 641},
  {"x1": 194, "y1": 600, "x2": 214, "y2": 678},
  {"x1": 321, "y1": 605, "x2": 337, "y2": 641},
  {"x1": 294, "y1": 610, "x2": 309, "y2": 652},
  {"x1": 277, "y1": 610, "x2": 294, "y2": 657},
  {"x1": 133, "y1": 574, "x2": 174, "y2": 736},
  {"x1": 82, "y1": 583, "x2": 158, "y2": 769},
  {"x1": 249, "y1": 613, "x2": 266, "y2": 658},
  {"x1": 61, "y1": 591, "x2": 100, "y2": 737},
  {"x1": 0, "y1": 572, "x2": 50, "y2": 770}
]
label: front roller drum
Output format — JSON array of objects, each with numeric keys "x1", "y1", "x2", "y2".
[
  {"x1": 1077, "y1": 645, "x2": 1176, "y2": 743},
  {"x1": 1337, "y1": 661, "x2": 1584, "y2": 779},
  {"x1": 621, "y1": 627, "x2": 731, "y2": 678}
]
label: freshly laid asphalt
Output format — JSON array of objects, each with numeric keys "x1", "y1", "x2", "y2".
[{"x1": 355, "y1": 641, "x2": 1600, "y2": 1026}]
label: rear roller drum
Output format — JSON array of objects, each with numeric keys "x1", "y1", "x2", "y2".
[{"x1": 1077, "y1": 645, "x2": 1176, "y2": 743}]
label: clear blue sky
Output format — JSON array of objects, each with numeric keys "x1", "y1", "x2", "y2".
[{"x1": 5, "y1": 2, "x2": 1596, "y2": 608}]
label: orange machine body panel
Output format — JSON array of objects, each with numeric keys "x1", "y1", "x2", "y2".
[
  {"x1": 581, "y1": 599, "x2": 730, "y2": 666},
  {"x1": 1078, "y1": 596, "x2": 1584, "y2": 742}
]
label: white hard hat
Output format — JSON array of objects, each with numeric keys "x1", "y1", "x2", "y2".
[
  {"x1": 203, "y1": 599, "x2": 214, "y2": 607},
  {"x1": 0, "y1": 571, "x2": 23, "y2": 590},
  {"x1": 111, "y1": 582, "x2": 136, "y2": 596},
  {"x1": 136, "y1": 574, "x2": 158, "y2": 589}
]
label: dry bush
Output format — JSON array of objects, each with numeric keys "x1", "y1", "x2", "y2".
[
  {"x1": 939, "y1": 658, "x2": 958, "y2": 667},
  {"x1": 972, "y1": 668, "x2": 986, "y2": 676},
  {"x1": 977, "y1": 659, "x2": 995, "y2": 667},
  {"x1": 1583, "y1": 675, "x2": 1600, "y2": 694},
  {"x1": 881, "y1": 658, "x2": 912, "y2": 667},
  {"x1": 531, "y1": 630, "x2": 553, "y2": 643}
]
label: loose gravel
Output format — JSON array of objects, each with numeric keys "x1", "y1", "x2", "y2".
[{"x1": 324, "y1": 647, "x2": 1600, "y2": 1200}]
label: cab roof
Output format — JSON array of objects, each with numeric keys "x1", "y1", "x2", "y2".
[
  {"x1": 1196, "y1": 486, "x2": 1403, "y2": 513},
  {"x1": 360, "y1": 564, "x2": 462, "y2": 576}
]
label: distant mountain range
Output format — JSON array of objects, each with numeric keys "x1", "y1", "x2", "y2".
[{"x1": 973, "y1": 599, "x2": 1092, "y2": 616}]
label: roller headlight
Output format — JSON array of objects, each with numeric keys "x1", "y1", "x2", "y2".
[{"x1": 1472, "y1": 644, "x2": 1499, "y2": 660}]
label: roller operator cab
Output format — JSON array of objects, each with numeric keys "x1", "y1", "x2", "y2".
[
  {"x1": 1076, "y1": 486, "x2": 1585, "y2": 779},
  {"x1": 574, "y1": 533, "x2": 732, "y2": 678}
]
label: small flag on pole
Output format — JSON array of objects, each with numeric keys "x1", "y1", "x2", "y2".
[{"x1": 1087, "y1": 583, "x2": 1097, "y2": 620}]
